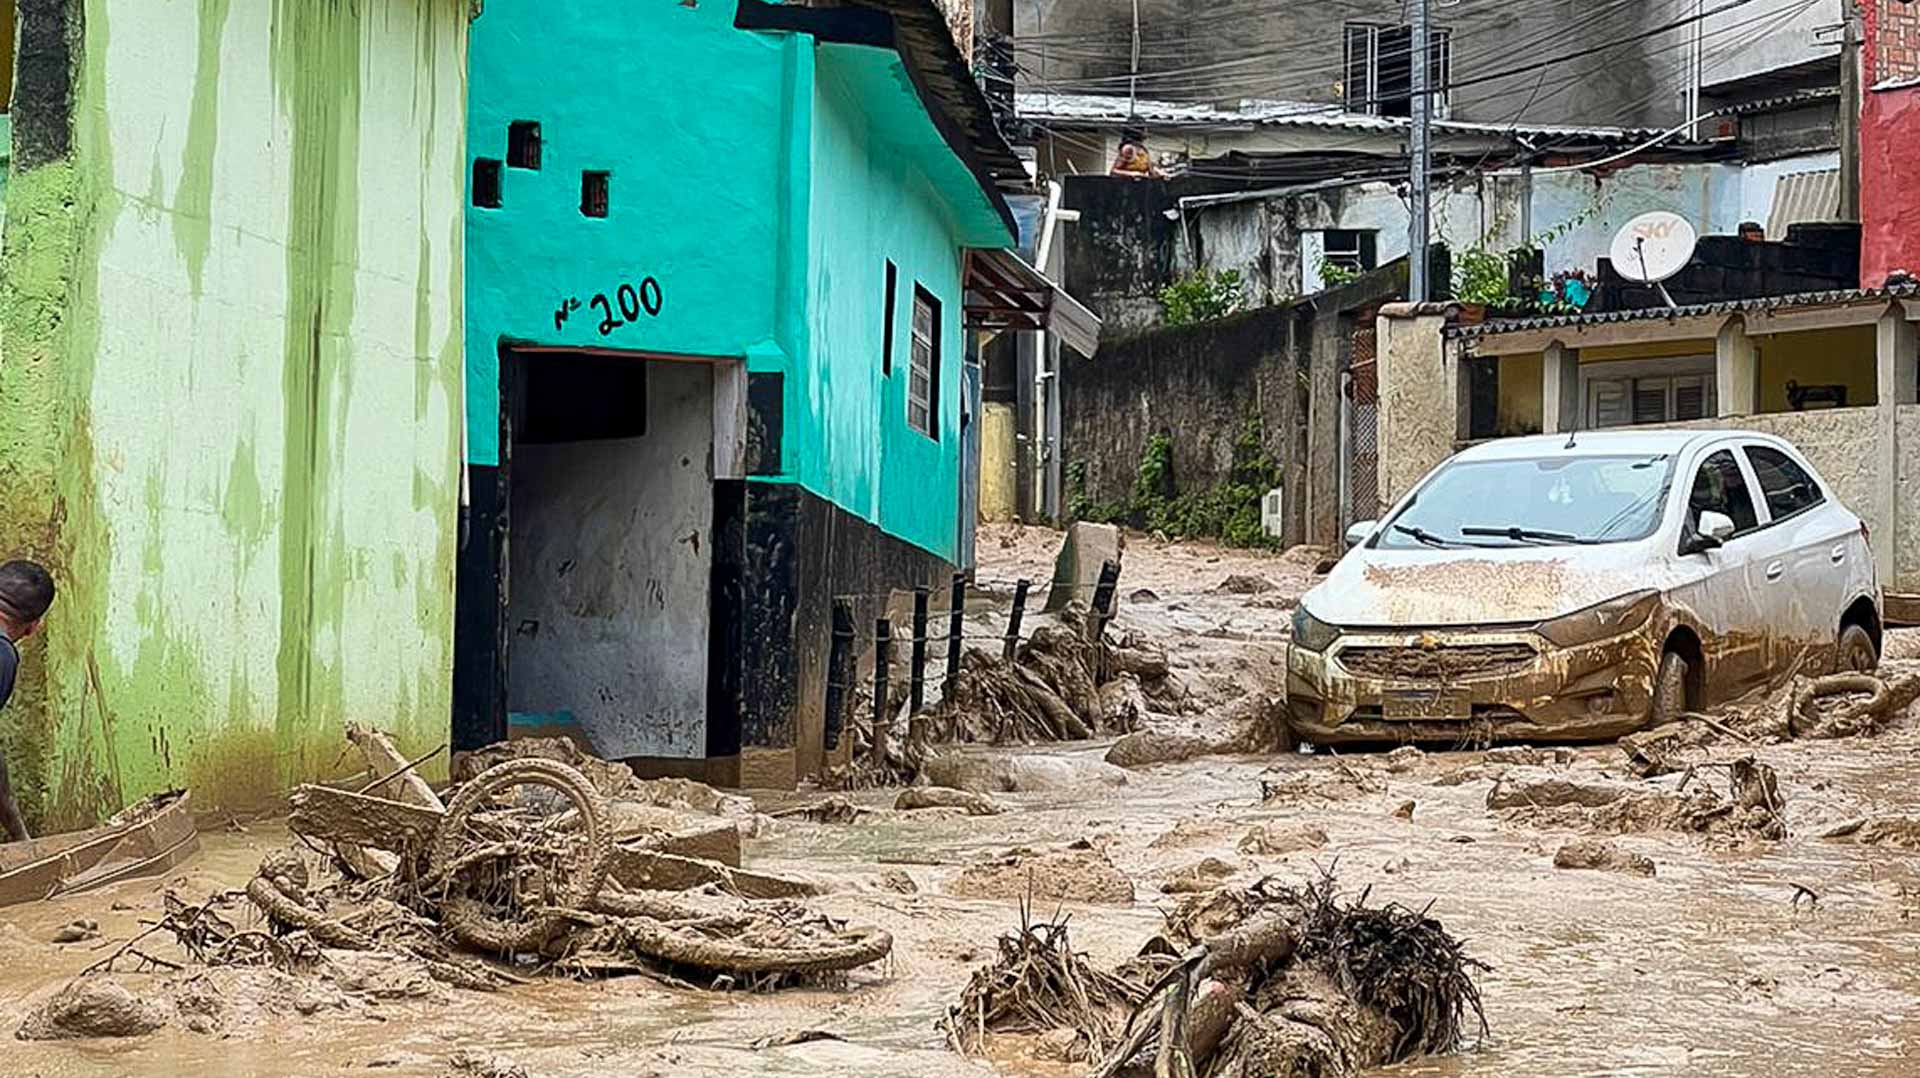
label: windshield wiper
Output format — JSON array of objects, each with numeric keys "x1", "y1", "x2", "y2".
[
  {"x1": 1460, "y1": 525, "x2": 1598, "y2": 545},
  {"x1": 1393, "y1": 525, "x2": 1457, "y2": 548}
]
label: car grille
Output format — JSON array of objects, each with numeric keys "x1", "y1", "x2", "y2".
[{"x1": 1336, "y1": 643, "x2": 1538, "y2": 680}]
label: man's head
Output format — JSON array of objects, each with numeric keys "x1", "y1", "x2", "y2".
[{"x1": 0, "y1": 561, "x2": 55, "y2": 641}]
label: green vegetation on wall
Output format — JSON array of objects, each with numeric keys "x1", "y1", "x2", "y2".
[
  {"x1": 1157, "y1": 268, "x2": 1244, "y2": 326},
  {"x1": 1069, "y1": 418, "x2": 1282, "y2": 548}
]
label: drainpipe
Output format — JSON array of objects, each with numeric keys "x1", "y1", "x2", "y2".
[{"x1": 1840, "y1": 7, "x2": 1862, "y2": 223}]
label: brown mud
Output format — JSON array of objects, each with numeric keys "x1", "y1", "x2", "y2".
[{"x1": 7, "y1": 527, "x2": 1920, "y2": 1076}]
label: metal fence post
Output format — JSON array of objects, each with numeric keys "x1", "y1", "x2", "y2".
[
  {"x1": 910, "y1": 586, "x2": 930, "y2": 714},
  {"x1": 824, "y1": 599, "x2": 854, "y2": 753},
  {"x1": 944, "y1": 572, "x2": 965, "y2": 701},
  {"x1": 1003, "y1": 579, "x2": 1030, "y2": 662}
]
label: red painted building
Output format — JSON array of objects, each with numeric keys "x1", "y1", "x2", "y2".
[{"x1": 1863, "y1": 0, "x2": 1920, "y2": 286}]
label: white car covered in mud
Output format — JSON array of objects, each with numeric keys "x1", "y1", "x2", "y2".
[{"x1": 1286, "y1": 430, "x2": 1879, "y2": 744}]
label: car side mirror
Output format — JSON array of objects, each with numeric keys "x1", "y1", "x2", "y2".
[
  {"x1": 1683, "y1": 510, "x2": 1735, "y2": 555},
  {"x1": 1344, "y1": 520, "x2": 1377, "y2": 549}
]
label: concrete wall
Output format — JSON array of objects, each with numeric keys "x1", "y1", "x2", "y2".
[
  {"x1": 1898, "y1": 405, "x2": 1920, "y2": 594},
  {"x1": 1059, "y1": 304, "x2": 1303, "y2": 538},
  {"x1": 1014, "y1": 0, "x2": 1676, "y2": 127},
  {"x1": 507, "y1": 361, "x2": 714, "y2": 759},
  {"x1": 1375, "y1": 308, "x2": 1457, "y2": 507},
  {"x1": 0, "y1": 0, "x2": 469, "y2": 825}
]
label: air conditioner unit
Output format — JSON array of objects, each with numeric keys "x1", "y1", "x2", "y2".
[{"x1": 1261, "y1": 486, "x2": 1285, "y2": 539}]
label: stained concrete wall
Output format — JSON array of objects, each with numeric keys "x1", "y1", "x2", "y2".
[
  {"x1": 1375, "y1": 308, "x2": 1457, "y2": 507},
  {"x1": 507, "y1": 361, "x2": 714, "y2": 760},
  {"x1": 1898, "y1": 405, "x2": 1920, "y2": 594},
  {"x1": 1014, "y1": 0, "x2": 1676, "y2": 127},
  {"x1": 0, "y1": 0, "x2": 469, "y2": 825}
]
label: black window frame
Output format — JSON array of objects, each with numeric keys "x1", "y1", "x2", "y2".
[
  {"x1": 507, "y1": 121, "x2": 542, "y2": 170},
  {"x1": 906, "y1": 285, "x2": 941, "y2": 441},
  {"x1": 580, "y1": 170, "x2": 610, "y2": 218},
  {"x1": 882, "y1": 260, "x2": 899, "y2": 376},
  {"x1": 471, "y1": 158, "x2": 503, "y2": 209},
  {"x1": 1743, "y1": 444, "x2": 1826, "y2": 526}
]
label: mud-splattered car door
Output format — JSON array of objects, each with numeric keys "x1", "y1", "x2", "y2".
[
  {"x1": 1740, "y1": 441, "x2": 1856, "y2": 664},
  {"x1": 1669, "y1": 446, "x2": 1770, "y2": 702}
]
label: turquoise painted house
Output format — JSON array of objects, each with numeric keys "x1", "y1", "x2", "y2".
[{"x1": 458, "y1": 0, "x2": 1030, "y2": 786}]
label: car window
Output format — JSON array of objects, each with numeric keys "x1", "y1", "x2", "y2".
[
  {"x1": 1685, "y1": 449, "x2": 1760, "y2": 535},
  {"x1": 1377, "y1": 453, "x2": 1674, "y2": 548},
  {"x1": 1745, "y1": 445, "x2": 1824, "y2": 521}
]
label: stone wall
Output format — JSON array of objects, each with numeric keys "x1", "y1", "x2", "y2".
[{"x1": 1059, "y1": 304, "x2": 1304, "y2": 539}]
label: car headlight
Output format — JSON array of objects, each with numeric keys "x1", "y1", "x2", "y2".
[
  {"x1": 1535, "y1": 590, "x2": 1660, "y2": 648},
  {"x1": 1291, "y1": 606, "x2": 1341, "y2": 652}
]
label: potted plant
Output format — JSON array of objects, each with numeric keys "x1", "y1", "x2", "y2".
[{"x1": 1452, "y1": 246, "x2": 1508, "y2": 323}]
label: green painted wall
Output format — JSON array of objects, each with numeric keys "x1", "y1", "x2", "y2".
[
  {"x1": 465, "y1": 1, "x2": 1010, "y2": 563},
  {"x1": 0, "y1": 0, "x2": 468, "y2": 826},
  {"x1": 806, "y1": 47, "x2": 973, "y2": 559}
]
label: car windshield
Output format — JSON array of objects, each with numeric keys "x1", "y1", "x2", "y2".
[{"x1": 1377, "y1": 453, "x2": 1676, "y2": 549}]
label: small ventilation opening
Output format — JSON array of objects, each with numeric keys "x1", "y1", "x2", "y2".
[
  {"x1": 472, "y1": 158, "x2": 503, "y2": 209},
  {"x1": 581, "y1": 171, "x2": 610, "y2": 218},
  {"x1": 507, "y1": 121, "x2": 542, "y2": 170}
]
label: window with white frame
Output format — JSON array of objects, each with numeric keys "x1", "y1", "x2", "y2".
[
  {"x1": 908, "y1": 286, "x2": 940, "y2": 439},
  {"x1": 1585, "y1": 360, "x2": 1716, "y2": 428},
  {"x1": 1344, "y1": 23, "x2": 1451, "y2": 119}
]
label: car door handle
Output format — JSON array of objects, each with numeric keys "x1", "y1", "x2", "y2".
[
  {"x1": 1831, "y1": 545, "x2": 1847, "y2": 565},
  {"x1": 1766, "y1": 561, "x2": 1785, "y2": 581}
]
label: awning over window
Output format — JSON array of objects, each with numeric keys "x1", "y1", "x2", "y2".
[{"x1": 963, "y1": 248, "x2": 1102, "y2": 358}]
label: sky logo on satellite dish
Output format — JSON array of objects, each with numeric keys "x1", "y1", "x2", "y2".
[{"x1": 1610, "y1": 211, "x2": 1698, "y2": 285}]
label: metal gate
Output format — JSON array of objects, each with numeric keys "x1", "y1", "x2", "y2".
[{"x1": 1340, "y1": 322, "x2": 1382, "y2": 532}]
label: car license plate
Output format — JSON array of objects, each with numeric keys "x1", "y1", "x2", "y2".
[{"x1": 1382, "y1": 687, "x2": 1471, "y2": 721}]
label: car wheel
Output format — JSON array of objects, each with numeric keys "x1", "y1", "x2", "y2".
[
  {"x1": 1838, "y1": 623, "x2": 1878, "y2": 674},
  {"x1": 1648, "y1": 650, "x2": 1689, "y2": 728}
]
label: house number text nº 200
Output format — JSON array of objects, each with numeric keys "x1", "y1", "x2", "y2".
[{"x1": 553, "y1": 276, "x2": 664, "y2": 335}]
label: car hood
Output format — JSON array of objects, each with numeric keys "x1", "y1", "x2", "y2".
[{"x1": 1303, "y1": 542, "x2": 1660, "y2": 628}]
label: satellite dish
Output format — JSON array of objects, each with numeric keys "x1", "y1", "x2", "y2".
[{"x1": 1609, "y1": 211, "x2": 1698, "y2": 284}]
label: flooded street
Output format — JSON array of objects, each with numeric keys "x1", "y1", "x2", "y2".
[{"x1": 8, "y1": 530, "x2": 1920, "y2": 1077}]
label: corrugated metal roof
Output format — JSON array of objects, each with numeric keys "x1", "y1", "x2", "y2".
[
  {"x1": 1014, "y1": 91, "x2": 1666, "y2": 142},
  {"x1": 1446, "y1": 284, "x2": 1920, "y2": 340}
]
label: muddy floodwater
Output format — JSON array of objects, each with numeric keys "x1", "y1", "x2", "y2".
[{"x1": 8, "y1": 531, "x2": 1920, "y2": 1076}]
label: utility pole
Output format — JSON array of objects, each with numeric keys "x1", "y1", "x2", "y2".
[
  {"x1": 1409, "y1": 0, "x2": 1432, "y2": 302},
  {"x1": 1839, "y1": 4, "x2": 1862, "y2": 222}
]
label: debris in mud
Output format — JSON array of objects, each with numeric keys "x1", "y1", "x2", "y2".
[
  {"x1": 1787, "y1": 668, "x2": 1920, "y2": 740},
  {"x1": 1822, "y1": 816, "x2": 1920, "y2": 850},
  {"x1": 1045, "y1": 520, "x2": 1123, "y2": 613},
  {"x1": 51, "y1": 918, "x2": 99, "y2": 943},
  {"x1": 16, "y1": 977, "x2": 169, "y2": 1040},
  {"x1": 91, "y1": 735, "x2": 892, "y2": 1006},
  {"x1": 943, "y1": 912, "x2": 1145, "y2": 1059},
  {"x1": 1129, "y1": 587, "x2": 1160, "y2": 603},
  {"x1": 1149, "y1": 817, "x2": 1239, "y2": 851},
  {"x1": 920, "y1": 752, "x2": 1129, "y2": 794},
  {"x1": 1261, "y1": 760, "x2": 1387, "y2": 804},
  {"x1": 947, "y1": 843, "x2": 1136, "y2": 906},
  {"x1": 773, "y1": 796, "x2": 867, "y2": 825},
  {"x1": 1552, "y1": 839, "x2": 1656, "y2": 877},
  {"x1": 1392, "y1": 800, "x2": 1417, "y2": 820},
  {"x1": 1214, "y1": 573, "x2": 1274, "y2": 595},
  {"x1": 1488, "y1": 759, "x2": 1786, "y2": 840},
  {"x1": 1385, "y1": 746, "x2": 1424, "y2": 773},
  {"x1": 895, "y1": 786, "x2": 1002, "y2": 816},
  {"x1": 951, "y1": 872, "x2": 1487, "y2": 1078},
  {"x1": 1163, "y1": 857, "x2": 1240, "y2": 894},
  {"x1": 446, "y1": 1047, "x2": 531, "y2": 1078},
  {"x1": 1238, "y1": 822, "x2": 1330, "y2": 857},
  {"x1": 1104, "y1": 729, "x2": 1212, "y2": 769},
  {"x1": 874, "y1": 869, "x2": 919, "y2": 894}
]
